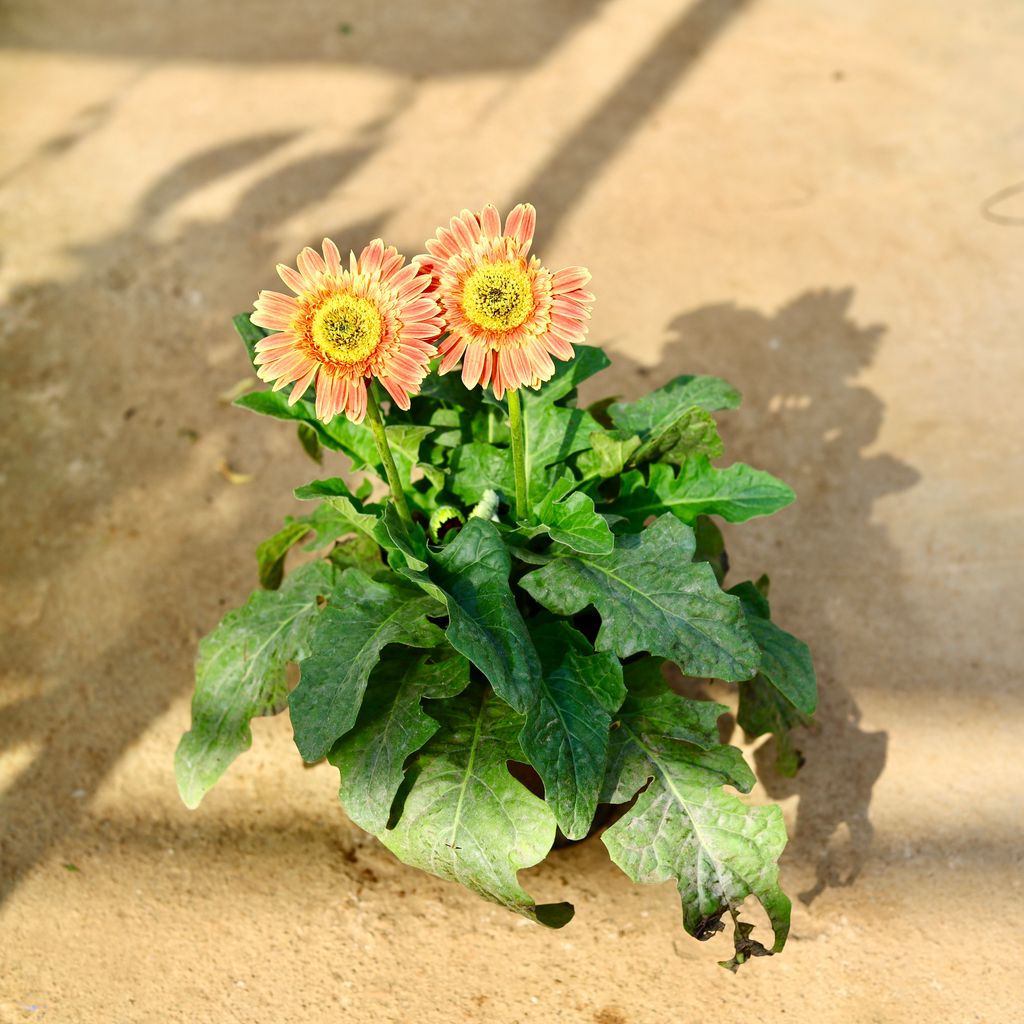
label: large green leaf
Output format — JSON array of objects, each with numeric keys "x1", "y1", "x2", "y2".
[
  {"x1": 382, "y1": 684, "x2": 574, "y2": 927},
  {"x1": 289, "y1": 568, "x2": 445, "y2": 762},
  {"x1": 175, "y1": 560, "x2": 336, "y2": 808},
  {"x1": 608, "y1": 374, "x2": 741, "y2": 436},
  {"x1": 328, "y1": 648, "x2": 471, "y2": 832},
  {"x1": 520, "y1": 514, "x2": 760, "y2": 681},
  {"x1": 518, "y1": 622, "x2": 625, "y2": 839},
  {"x1": 601, "y1": 686, "x2": 791, "y2": 963},
  {"x1": 613, "y1": 459, "x2": 795, "y2": 528}
]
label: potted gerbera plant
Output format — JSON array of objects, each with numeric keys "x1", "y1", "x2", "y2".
[{"x1": 176, "y1": 203, "x2": 816, "y2": 971}]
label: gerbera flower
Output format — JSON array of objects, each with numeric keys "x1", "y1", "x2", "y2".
[
  {"x1": 250, "y1": 238, "x2": 444, "y2": 423},
  {"x1": 415, "y1": 203, "x2": 594, "y2": 399}
]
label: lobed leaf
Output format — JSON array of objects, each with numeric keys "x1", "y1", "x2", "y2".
[
  {"x1": 381, "y1": 683, "x2": 574, "y2": 927},
  {"x1": 289, "y1": 568, "x2": 446, "y2": 762},
  {"x1": 329, "y1": 648, "x2": 471, "y2": 833},
  {"x1": 520, "y1": 514, "x2": 760, "y2": 681},
  {"x1": 530, "y1": 478, "x2": 615, "y2": 555},
  {"x1": 601, "y1": 686, "x2": 791, "y2": 962},
  {"x1": 576, "y1": 430, "x2": 642, "y2": 480},
  {"x1": 175, "y1": 560, "x2": 336, "y2": 808},
  {"x1": 613, "y1": 459, "x2": 795, "y2": 528}
]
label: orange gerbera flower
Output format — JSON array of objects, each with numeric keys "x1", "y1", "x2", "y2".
[
  {"x1": 416, "y1": 203, "x2": 594, "y2": 399},
  {"x1": 250, "y1": 239, "x2": 443, "y2": 424}
]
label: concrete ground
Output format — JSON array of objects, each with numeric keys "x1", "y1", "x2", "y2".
[{"x1": 1, "y1": 0, "x2": 1022, "y2": 1020}]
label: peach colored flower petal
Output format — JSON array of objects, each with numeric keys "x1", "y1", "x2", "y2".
[
  {"x1": 251, "y1": 237, "x2": 443, "y2": 424},
  {"x1": 415, "y1": 202, "x2": 593, "y2": 398}
]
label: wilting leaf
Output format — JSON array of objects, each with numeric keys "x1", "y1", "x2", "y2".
[
  {"x1": 329, "y1": 648, "x2": 470, "y2": 832},
  {"x1": 289, "y1": 568, "x2": 445, "y2": 762},
  {"x1": 381, "y1": 683, "x2": 574, "y2": 927},
  {"x1": 520, "y1": 514, "x2": 760, "y2": 681},
  {"x1": 601, "y1": 685, "x2": 790, "y2": 962},
  {"x1": 175, "y1": 560, "x2": 336, "y2": 808}
]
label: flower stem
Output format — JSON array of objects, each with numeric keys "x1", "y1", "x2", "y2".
[
  {"x1": 507, "y1": 387, "x2": 528, "y2": 522},
  {"x1": 365, "y1": 383, "x2": 414, "y2": 531}
]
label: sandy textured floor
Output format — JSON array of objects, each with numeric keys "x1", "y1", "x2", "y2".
[{"x1": 2, "y1": 1, "x2": 1022, "y2": 1021}]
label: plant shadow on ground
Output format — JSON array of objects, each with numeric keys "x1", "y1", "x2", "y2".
[{"x1": 587, "y1": 288, "x2": 906, "y2": 905}]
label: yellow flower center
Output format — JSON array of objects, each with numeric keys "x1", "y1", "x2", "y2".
[
  {"x1": 461, "y1": 260, "x2": 534, "y2": 332},
  {"x1": 310, "y1": 293, "x2": 382, "y2": 363}
]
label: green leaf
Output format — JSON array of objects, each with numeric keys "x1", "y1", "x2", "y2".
[
  {"x1": 532, "y1": 482, "x2": 615, "y2": 555},
  {"x1": 327, "y1": 531, "x2": 382, "y2": 572},
  {"x1": 521, "y1": 344, "x2": 610, "y2": 407},
  {"x1": 448, "y1": 442, "x2": 515, "y2": 506},
  {"x1": 601, "y1": 688, "x2": 791, "y2": 961},
  {"x1": 428, "y1": 518, "x2": 541, "y2": 714},
  {"x1": 613, "y1": 459, "x2": 795, "y2": 528},
  {"x1": 603, "y1": 665, "x2": 725, "y2": 797},
  {"x1": 729, "y1": 583, "x2": 816, "y2": 716},
  {"x1": 255, "y1": 520, "x2": 311, "y2": 590},
  {"x1": 175, "y1": 560, "x2": 336, "y2": 808},
  {"x1": 520, "y1": 514, "x2": 760, "y2": 681},
  {"x1": 232, "y1": 311, "x2": 269, "y2": 369},
  {"x1": 296, "y1": 422, "x2": 323, "y2": 464},
  {"x1": 729, "y1": 581, "x2": 817, "y2": 776},
  {"x1": 630, "y1": 406, "x2": 723, "y2": 466},
  {"x1": 692, "y1": 515, "x2": 728, "y2": 586},
  {"x1": 525, "y1": 400, "x2": 601, "y2": 486},
  {"x1": 294, "y1": 477, "x2": 392, "y2": 550},
  {"x1": 289, "y1": 568, "x2": 446, "y2": 762},
  {"x1": 608, "y1": 374, "x2": 741, "y2": 436},
  {"x1": 328, "y1": 648, "x2": 470, "y2": 833},
  {"x1": 381, "y1": 684, "x2": 574, "y2": 927},
  {"x1": 577, "y1": 430, "x2": 641, "y2": 480},
  {"x1": 518, "y1": 622, "x2": 624, "y2": 839}
]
